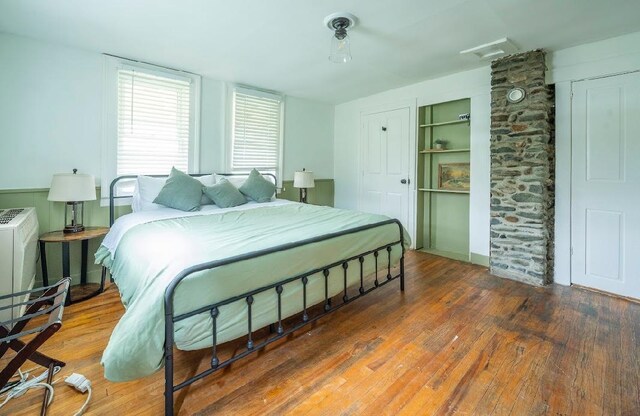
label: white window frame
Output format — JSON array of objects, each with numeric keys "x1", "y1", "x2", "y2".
[
  {"x1": 101, "y1": 55, "x2": 201, "y2": 204},
  {"x1": 226, "y1": 85, "x2": 284, "y2": 186}
]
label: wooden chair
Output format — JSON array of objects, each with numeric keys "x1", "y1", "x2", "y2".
[{"x1": 0, "y1": 278, "x2": 70, "y2": 415}]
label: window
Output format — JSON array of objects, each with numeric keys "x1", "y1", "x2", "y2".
[
  {"x1": 117, "y1": 69, "x2": 192, "y2": 175},
  {"x1": 102, "y1": 56, "x2": 200, "y2": 201},
  {"x1": 230, "y1": 87, "x2": 283, "y2": 180}
]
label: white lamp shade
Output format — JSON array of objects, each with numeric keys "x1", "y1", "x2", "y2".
[
  {"x1": 293, "y1": 171, "x2": 315, "y2": 188},
  {"x1": 48, "y1": 173, "x2": 96, "y2": 202}
]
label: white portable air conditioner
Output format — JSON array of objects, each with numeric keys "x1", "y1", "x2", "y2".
[{"x1": 0, "y1": 207, "x2": 39, "y2": 325}]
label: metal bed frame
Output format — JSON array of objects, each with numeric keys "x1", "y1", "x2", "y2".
[{"x1": 109, "y1": 173, "x2": 405, "y2": 416}]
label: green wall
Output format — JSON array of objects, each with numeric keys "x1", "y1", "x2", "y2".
[
  {"x1": 0, "y1": 181, "x2": 334, "y2": 286},
  {"x1": 278, "y1": 179, "x2": 335, "y2": 207},
  {"x1": 0, "y1": 189, "x2": 127, "y2": 286}
]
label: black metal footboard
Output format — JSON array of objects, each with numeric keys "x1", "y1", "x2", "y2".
[{"x1": 163, "y1": 219, "x2": 405, "y2": 416}]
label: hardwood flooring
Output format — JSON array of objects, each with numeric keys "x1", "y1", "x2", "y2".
[{"x1": 4, "y1": 250, "x2": 640, "y2": 415}]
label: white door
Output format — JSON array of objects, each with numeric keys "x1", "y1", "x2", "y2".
[
  {"x1": 571, "y1": 72, "x2": 640, "y2": 299},
  {"x1": 360, "y1": 107, "x2": 411, "y2": 229}
]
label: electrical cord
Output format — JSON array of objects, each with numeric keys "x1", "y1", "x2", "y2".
[
  {"x1": 0, "y1": 369, "x2": 26, "y2": 395},
  {"x1": 0, "y1": 367, "x2": 92, "y2": 415},
  {"x1": 0, "y1": 382, "x2": 54, "y2": 409},
  {"x1": 74, "y1": 385, "x2": 91, "y2": 416},
  {"x1": 64, "y1": 373, "x2": 92, "y2": 416},
  {"x1": 0, "y1": 366, "x2": 61, "y2": 410}
]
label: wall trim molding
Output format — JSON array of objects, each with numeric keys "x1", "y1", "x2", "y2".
[
  {"x1": 470, "y1": 252, "x2": 490, "y2": 267},
  {"x1": 0, "y1": 180, "x2": 336, "y2": 195},
  {"x1": 0, "y1": 188, "x2": 52, "y2": 194}
]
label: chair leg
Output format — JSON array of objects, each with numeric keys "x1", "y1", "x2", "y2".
[
  {"x1": 40, "y1": 362, "x2": 55, "y2": 416},
  {"x1": 0, "y1": 324, "x2": 61, "y2": 390}
]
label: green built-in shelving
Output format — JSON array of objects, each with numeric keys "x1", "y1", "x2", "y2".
[{"x1": 416, "y1": 98, "x2": 471, "y2": 262}]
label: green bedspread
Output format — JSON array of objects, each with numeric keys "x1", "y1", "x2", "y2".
[{"x1": 96, "y1": 203, "x2": 409, "y2": 381}]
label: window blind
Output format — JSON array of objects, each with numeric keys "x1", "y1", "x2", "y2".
[
  {"x1": 231, "y1": 88, "x2": 282, "y2": 173},
  {"x1": 117, "y1": 68, "x2": 191, "y2": 175}
]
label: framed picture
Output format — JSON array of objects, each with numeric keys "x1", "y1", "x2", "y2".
[{"x1": 438, "y1": 163, "x2": 470, "y2": 191}]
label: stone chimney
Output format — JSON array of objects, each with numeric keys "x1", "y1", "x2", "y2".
[{"x1": 489, "y1": 50, "x2": 555, "y2": 285}]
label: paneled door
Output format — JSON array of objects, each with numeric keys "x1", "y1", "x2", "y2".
[
  {"x1": 571, "y1": 72, "x2": 640, "y2": 299},
  {"x1": 360, "y1": 107, "x2": 411, "y2": 229}
]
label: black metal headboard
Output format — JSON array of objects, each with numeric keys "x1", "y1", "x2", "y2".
[{"x1": 108, "y1": 172, "x2": 277, "y2": 226}]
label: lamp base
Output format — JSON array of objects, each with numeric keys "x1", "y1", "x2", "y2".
[
  {"x1": 63, "y1": 201, "x2": 85, "y2": 233},
  {"x1": 63, "y1": 224, "x2": 85, "y2": 234}
]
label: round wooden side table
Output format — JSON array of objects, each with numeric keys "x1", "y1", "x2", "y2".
[{"x1": 39, "y1": 226, "x2": 110, "y2": 305}]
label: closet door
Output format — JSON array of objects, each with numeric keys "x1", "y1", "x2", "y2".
[
  {"x1": 360, "y1": 107, "x2": 411, "y2": 229},
  {"x1": 571, "y1": 72, "x2": 640, "y2": 299}
]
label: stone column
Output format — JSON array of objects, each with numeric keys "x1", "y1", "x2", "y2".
[{"x1": 490, "y1": 50, "x2": 555, "y2": 285}]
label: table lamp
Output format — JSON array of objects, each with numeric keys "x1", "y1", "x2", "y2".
[
  {"x1": 48, "y1": 169, "x2": 96, "y2": 233},
  {"x1": 293, "y1": 168, "x2": 315, "y2": 204}
]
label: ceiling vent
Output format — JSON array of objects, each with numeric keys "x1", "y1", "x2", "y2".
[{"x1": 459, "y1": 38, "x2": 518, "y2": 60}]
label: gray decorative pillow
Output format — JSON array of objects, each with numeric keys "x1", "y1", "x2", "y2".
[
  {"x1": 239, "y1": 169, "x2": 276, "y2": 203},
  {"x1": 153, "y1": 167, "x2": 203, "y2": 211},
  {"x1": 203, "y1": 178, "x2": 248, "y2": 208}
]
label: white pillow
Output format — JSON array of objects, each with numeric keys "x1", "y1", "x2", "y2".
[
  {"x1": 131, "y1": 176, "x2": 164, "y2": 212},
  {"x1": 131, "y1": 174, "x2": 216, "y2": 212},
  {"x1": 225, "y1": 175, "x2": 246, "y2": 189}
]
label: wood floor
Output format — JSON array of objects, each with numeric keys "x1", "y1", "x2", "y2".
[{"x1": 5, "y1": 250, "x2": 640, "y2": 415}]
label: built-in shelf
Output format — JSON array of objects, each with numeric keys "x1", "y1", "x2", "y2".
[
  {"x1": 420, "y1": 148, "x2": 471, "y2": 154},
  {"x1": 419, "y1": 119, "x2": 470, "y2": 128},
  {"x1": 417, "y1": 98, "x2": 471, "y2": 263},
  {"x1": 418, "y1": 188, "x2": 470, "y2": 194}
]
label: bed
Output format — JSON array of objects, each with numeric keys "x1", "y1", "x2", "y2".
[{"x1": 98, "y1": 173, "x2": 409, "y2": 415}]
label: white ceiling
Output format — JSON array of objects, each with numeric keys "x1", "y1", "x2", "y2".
[{"x1": 1, "y1": 0, "x2": 640, "y2": 104}]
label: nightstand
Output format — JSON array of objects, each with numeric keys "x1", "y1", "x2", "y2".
[{"x1": 39, "y1": 226, "x2": 109, "y2": 305}]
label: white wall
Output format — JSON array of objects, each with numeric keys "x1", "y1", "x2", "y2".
[
  {"x1": 0, "y1": 32, "x2": 334, "y2": 189},
  {"x1": 333, "y1": 67, "x2": 491, "y2": 258},
  {"x1": 199, "y1": 78, "x2": 226, "y2": 174},
  {"x1": 0, "y1": 32, "x2": 103, "y2": 189}
]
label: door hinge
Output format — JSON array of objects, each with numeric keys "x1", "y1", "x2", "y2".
[{"x1": 570, "y1": 246, "x2": 574, "y2": 256}]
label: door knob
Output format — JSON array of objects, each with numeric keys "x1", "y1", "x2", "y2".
[
  {"x1": 400, "y1": 179, "x2": 409, "y2": 184},
  {"x1": 381, "y1": 126, "x2": 387, "y2": 131}
]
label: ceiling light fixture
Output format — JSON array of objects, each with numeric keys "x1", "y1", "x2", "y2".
[{"x1": 324, "y1": 12, "x2": 357, "y2": 63}]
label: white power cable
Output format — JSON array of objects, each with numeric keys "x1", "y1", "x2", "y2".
[
  {"x1": 64, "y1": 373, "x2": 92, "y2": 416},
  {"x1": 0, "y1": 368, "x2": 92, "y2": 415},
  {"x1": 75, "y1": 386, "x2": 91, "y2": 416},
  {"x1": 0, "y1": 366, "x2": 61, "y2": 409},
  {"x1": 0, "y1": 383, "x2": 54, "y2": 408}
]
